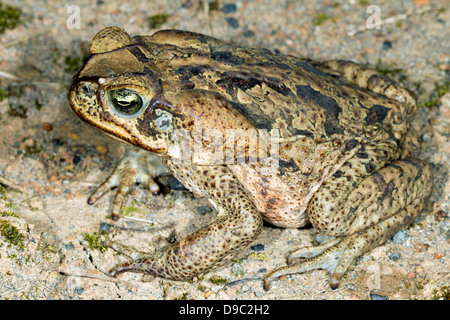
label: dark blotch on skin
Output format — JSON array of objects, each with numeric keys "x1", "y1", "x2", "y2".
[
  {"x1": 210, "y1": 51, "x2": 245, "y2": 65},
  {"x1": 345, "y1": 139, "x2": 359, "y2": 151},
  {"x1": 295, "y1": 84, "x2": 344, "y2": 136},
  {"x1": 364, "y1": 104, "x2": 391, "y2": 125},
  {"x1": 128, "y1": 45, "x2": 151, "y2": 63}
]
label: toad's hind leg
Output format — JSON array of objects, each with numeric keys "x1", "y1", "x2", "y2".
[
  {"x1": 322, "y1": 60, "x2": 417, "y2": 113},
  {"x1": 107, "y1": 164, "x2": 263, "y2": 280},
  {"x1": 264, "y1": 159, "x2": 432, "y2": 290}
]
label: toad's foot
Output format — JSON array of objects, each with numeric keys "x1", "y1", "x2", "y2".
[
  {"x1": 88, "y1": 147, "x2": 169, "y2": 220},
  {"x1": 264, "y1": 199, "x2": 426, "y2": 290}
]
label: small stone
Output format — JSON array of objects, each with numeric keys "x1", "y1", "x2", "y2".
[
  {"x1": 225, "y1": 17, "x2": 239, "y2": 29},
  {"x1": 52, "y1": 138, "x2": 64, "y2": 146},
  {"x1": 99, "y1": 222, "x2": 111, "y2": 234},
  {"x1": 433, "y1": 252, "x2": 444, "y2": 259},
  {"x1": 70, "y1": 133, "x2": 79, "y2": 141},
  {"x1": 392, "y1": 230, "x2": 408, "y2": 244},
  {"x1": 241, "y1": 284, "x2": 251, "y2": 293},
  {"x1": 72, "y1": 152, "x2": 82, "y2": 166},
  {"x1": 74, "y1": 287, "x2": 84, "y2": 295},
  {"x1": 370, "y1": 293, "x2": 388, "y2": 300},
  {"x1": 243, "y1": 30, "x2": 255, "y2": 38},
  {"x1": 167, "y1": 176, "x2": 187, "y2": 190},
  {"x1": 382, "y1": 40, "x2": 393, "y2": 50},
  {"x1": 222, "y1": 3, "x2": 237, "y2": 13},
  {"x1": 251, "y1": 244, "x2": 265, "y2": 252},
  {"x1": 231, "y1": 263, "x2": 243, "y2": 275},
  {"x1": 414, "y1": 242, "x2": 429, "y2": 253},
  {"x1": 389, "y1": 252, "x2": 400, "y2": 261},
  {"x1": 435, "y1": 210, "x2": 447, "y2": 221},
  {"x1": 63, "y1": 243, "x2": 75, "y2": 250},
  {"x1": 42, "y1": 122, "x2": 53, "y2": 131},
  {"x1": 96, "y1": 144, "x2": 108, "y2": 155}
]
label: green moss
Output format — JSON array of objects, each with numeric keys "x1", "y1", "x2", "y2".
[
  {"x1": 0, "y1": 185, "x2": 6, "y2": 198},
  {"x1": 248, "y1": 251, "x2": 269, "y2": 260},
  {"x1": 208, "y1": 276, "x2": 228, "y2": 285},
  {"x1": 433, "y1": 286, "x2": 449, "y2": 300},
  {"x1": 0, "y1": 220, "x2": 24, "y2": 249},
  {"x1": 313, "y1": 13, "x2": 329, "y2": 26},
  {"x1": 64, "y1": 55, "x2": 84, "y2": 73},
  {"x1": 0, "y1": 83, "x2": 8, "y2": 102},
  {"x1": 197, "y1": 283, "x2": 207, "y2": 292},
  {"x1": 121, "y1": 200, "x2": 141, "y2": 216},
  {"x1": 419, "y1": 81, "x2": 450, "y2": 108},
  {"x1": 174, "y1": 292, "x2": 190, "y2": 300},
  {"x1": 0, "y1": 210, "x2": 19, "y2": 218},
  {"x1": 375, "y1": 60, "x2": 405, "y2": 77},
  {"x1": 148, "y1": 13, "x2": 170, "y2": 29},
  {"x1": 0, "y1": 4, "x2": 21, "y2": 34},
  {"x1": 83, "y1": 232, "x2": 107, "y2": 252}
]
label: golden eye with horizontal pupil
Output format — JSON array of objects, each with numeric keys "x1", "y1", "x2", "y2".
[{"x1": 108, "y1": 89, "x2": 143, "y2": 116}]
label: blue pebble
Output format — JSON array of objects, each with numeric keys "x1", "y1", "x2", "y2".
[
  {"x1": 226, "y1": 17, "x2": 239, "y2": 29},
  {"x1": 389, "y1": 252, "x2": 400, "y2": 261},
  {"x1": 251, "y1": 244, "x2": 265, "y2": 252},
  {"x1": 99, "y1": 222, "x2": 111, "y2": 234},
  {"x1": 63, "y1": 243, "x2": 74, "y2": 250},
  {"x1": 222, "y1": 3, "x2": 237, "y2": 13},
  {"x1": 392, "y1": 230, "x2": 408, "y2": 244},
  {"x1": 382, "y1": 40, "x2": 393, "y2": 50},
  {"x1": 370, "y1": 293, "x2": 388, "y2": 300}
]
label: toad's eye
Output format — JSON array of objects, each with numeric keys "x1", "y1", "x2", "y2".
[{"x1": 108, "y1": 89, "x2": 143, "y2": 116}]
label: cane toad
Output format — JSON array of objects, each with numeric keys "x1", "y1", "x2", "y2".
[{"x1": 68, "y1": 27, "x2": 433, "y2": 289}]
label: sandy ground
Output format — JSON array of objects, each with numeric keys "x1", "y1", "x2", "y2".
[{"x1": 0, "y1": 0, "x2": 448, "y2": 300}]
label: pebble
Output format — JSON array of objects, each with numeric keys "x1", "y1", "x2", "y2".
[
  {"x1": 167, "y1": 176, "x2": 187, "y2": 190},
  {"x1": 72, "y1": 152, "x2": 82, "y2": 166},
  {"x1": 42, "y1": 122, "x2": 53, "y2": 131},
  {"x1": 243, "y1": 30, "x2": 255, "y2": 38},
  {"x1": 392, "y1": 230, "x2": 408, "y2": 244},
  {"x1": 225, "y1": 17, "x2": 239, "y2": 29},
  {"x1": 99, "y1": 222, "x2": 111, "y2": 234},
  {"x1": 251, "y1": 244, "x2": 265, "y2": 252},
  {"x1": 389, "y1": 252, "x2": 400, "y2": 261},
  {"x1": 63, "y1": 243, "x2": 74, "y2": 250},
  {"x1": 52, "y1": 138, "x2": 64, "y2": 146},
  {"x1": 231, "y1": 263, "x2": 243, "y2": 275},
  {"x1": 70, "y1": 133, "x2": 79, "y2": 141},
  {"x1": 382, "y1": 40, "x2": 393, "y2": 50},
  {"x1": 433, "y1": 253, "x2": 444, "y2": 259},
  {"x1": 370, "y1": 293, "x2": 388, "y2": 300},
  {"x1": 414, "y1": 242, "x2": 429, "y2": 253},
  {"x1": 96, "y1": 144, "x2": 108, "y2": 155},
  {"x1": 74, "y1": 287, "x2": 84, "y2": 295},
  {"x1": 222, "y1": 3, "x2": 237, "y2": 13}
]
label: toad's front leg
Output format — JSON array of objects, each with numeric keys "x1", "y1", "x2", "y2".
[
  {"x1": 88, "y1": 147, "x2": 169, "y2": 220},
  {"x1": 107, "y1": 164, "x2": 263, "y2": 280}
]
